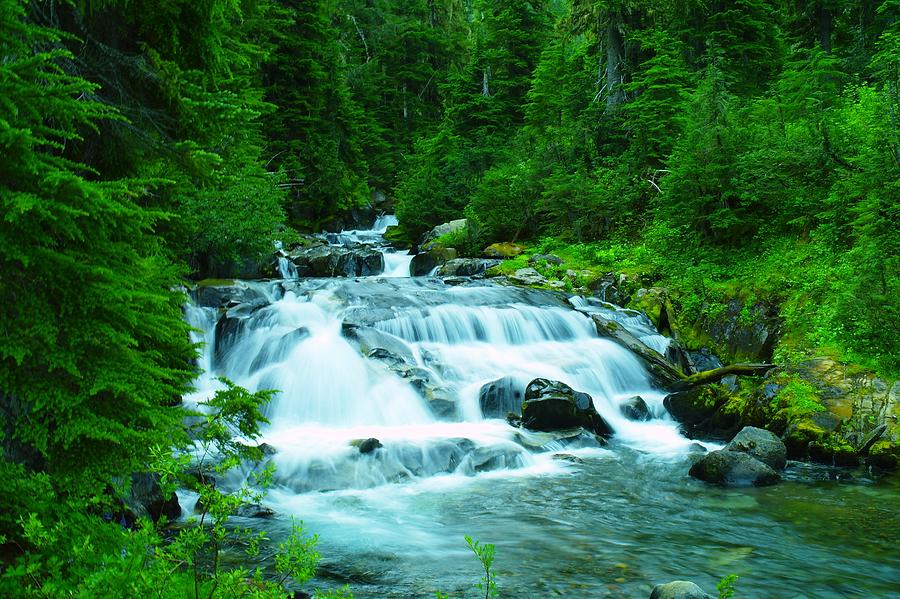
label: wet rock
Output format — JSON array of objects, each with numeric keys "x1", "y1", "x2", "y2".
[
  {"x1": 195, "y1": 283, "x2": 268, "y2": 310},
  {"x1": 620, "y1": 395, "x2": 651, "y2": 421},
  {"x1": 213, "y1": 315, "x2": 246, "y2": 366},
  {"x1": 689, "y1": 449, "x2": 780, "y2": 487},
  {"x1": 688, "y1": 443, "x2": 708, "y2": 454},
  {"x1": 484, "y1": 243, "x2": 524, "y2": 259},
  {"x1": 420, "y1": 219, "x2": 468, "y2": 251},
  {"x1": 248, "y1": 327, "x2": 310, "y2": 374},
  {"x1": 592, "y1": 313, "x2": 684, "y2": 388},
  {"x1": 521, "y1": 379, "x2": 613, "y2": 437},
  {"x1": 649, "y1": 581, "x2": 714, "y2": 599},
  {"x1": 123, "y1": 473, "x2": 181, "y2": 523},
  {"x1": 411, "y1": 247, "x2": 458, "y2": 276},
  {"x1": 528, "y1": 253, "x2": 563, "y2": 266},
  {"x1": 552, "y1": 453, "x2": 585, "y2": 464},
  {"x1": 631, "y1": 287, "x2": 672, "y2": 334},
  {"x1": 436, "y1": 258, "x2": 500, "y2": 277},
  {"x1": 725, "y1": 426, "x2": 787, "y2": 470},
  {"x1": 509, "y1": 267, "x2": 548, "y2": 287},
  {"x1": 291, "y1": 245, "x2": 384, "y2": 277},
  {"x1": 351, "y1": 438, "x2": 383, "y2": 454},
  {"x1": 478, "y1": 376, "x2": 524, "y2": 418},
  {"x1": 235, "y1": 503, "x2": 276, "y2": 519}
]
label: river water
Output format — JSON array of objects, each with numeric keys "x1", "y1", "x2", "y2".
[{"x1": 185, "y1": 220, "x2": 900, "y2": 598}]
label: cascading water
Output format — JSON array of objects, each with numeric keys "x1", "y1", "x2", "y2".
[{"x1": 182, "y1": 222, "x2": 900, "y2": 598}]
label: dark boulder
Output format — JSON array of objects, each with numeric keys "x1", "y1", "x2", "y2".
[
  {"x1": 521, "y1": 379, "x2": 613, "y2": 437},
  {"x1": 689, "y1": 449, "x2": 780, "y2": 487},
  {"x1": 620, "y1": 395, "x2": 652, "y2": 421},
  {"x1": 436, "y1": 258, "x2": 500, "y2": 277},
  {"x1": 195, "y1": 283, "x2": 268, "y2": 310},
  {"x1": 213, "y1": 315, "x2": 246, "y2": 367},
  {"x1": 725, "y1": 426, "x2": 787, "y2": 470},
  {"x1": 411, "y1": 247, "x2": 458, "y2": 276},
  {"x1": 291, "y1": 245, "x2": 384, "y2": 277},
  {"x1": 478, "y1": 377, "x2": 524, "y2": 418},
  {"x1": 125, "y1": 473, "x2": 181, "y2": 523},
  {"x1": 649, "y1": 581, "x2": 714, "y2": 599},
  {"x1": 351, "y1": 438, "x2": 383, "y2": 454}
]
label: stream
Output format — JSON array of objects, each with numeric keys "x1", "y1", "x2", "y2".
[{"x1": 185, "y1": 219, "x2": 900, "y2": 598}]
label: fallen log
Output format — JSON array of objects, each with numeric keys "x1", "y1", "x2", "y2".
[{"x1": 669, "y1": 363, "x2": 777, "y2": 392}]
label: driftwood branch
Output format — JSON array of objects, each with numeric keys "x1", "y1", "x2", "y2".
[{"x1": 670, "y1": 363, "x2": 777, "y2": 392}]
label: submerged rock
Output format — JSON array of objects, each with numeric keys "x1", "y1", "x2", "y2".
[
  {"x1": 725, "y1": 426, "x2": 787, "y2": 470},
  {"x1": 689, "y1": 449, "x2": 780, "y2": 487},
  {"x1": 521, "y1": 378, "x2": 613, "y2": 437},
  {"x1": 649, "y1": 581, "x2": 714, "y2": 599}
]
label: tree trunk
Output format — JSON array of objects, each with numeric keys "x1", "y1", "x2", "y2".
[
  {"x1": 605, "y1": 17, "x2": 625, "y2": 113},
  {"x1": 669, "y1": 364, "x2": 777, "y2": 392}
]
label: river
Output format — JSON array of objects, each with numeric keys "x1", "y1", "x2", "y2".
[{"x1": 184, "y1": 219, "x2": 899, "y2": 598}]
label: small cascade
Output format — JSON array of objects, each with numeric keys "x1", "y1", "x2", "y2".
[
  {"x1": 569, "y1": 296, "x2": 671, "y2": 355},
  {"x1": 187, "y1": 270, "x2": 698, "y2": 500},
  {"x1": 277, "y1": 256, "x2": 298, "y2": 279}
]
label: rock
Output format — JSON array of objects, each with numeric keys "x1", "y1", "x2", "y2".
[
  {"x1": 858, "y1": 424, "x2": 887, "y2": 455},
  {"x1": 194, "y1": 282, "x2": 268, "y2": 309},
  {"x1": 521, "y1": 378, "x2": 613, "y2": 437},
  {"x1": 620, "y1": 395, "x2": 652, "y2": 421},
  {"x1": 213, "y1": 315, "x2": 246, "y2": 367},
  {"x1": 248, "y1": 327, "x2": 310, "y2": 374},
  {"x1": 631, "y1": 287, "x2": 672, "y2": 334},
  {"x1": 684, "y1": 348, "x2": 725, "y2": 374},
  {"x1": 411, "y1": 247, "x2": 458, "y2": 276},
  {"x1": 235, "y1": 503, "x2": 276, "y2": 519},
  {"x1": 124, "y1": 473, "x2": 181, "y2": 523},
  {"x1": 528, "y1": 253, "x2": 563, "y2": 266},
  {"x1": 351, "y1": 438, "x2": 383, "y2": 454},
  {"x1": 478, "y1": 377, "x2": 524, "y2": 418},
  {"x1": 689, "y1": 449, "x2": 780, "y2": 487},
  {"x1": 509, "y1": 267, "x2": 548, "y2": 287},
  {"x1": 436, "y1": 258, "x2": 500, "y2": 277},
  {"x1": 290, "y1": 245, "x2": 385, "y2": 277},
  {"x1": 724, "y1": 426, "x2": 787, "y2": 470},
  {"x1": 420, "y1": 219, "x2": 468, "y2": 250},
  {"x1": 484, "y1": 243, "x2": 525, "y2": 259},
  {"x1": 552, "y1": 453, "x2": 585, "y2": 464},
  {"x1": 649, "y1": 581, "x2": 714, "y2": 599},
  {"x1": 688, "y1": 443, "x2": 708, "y2": 454}
]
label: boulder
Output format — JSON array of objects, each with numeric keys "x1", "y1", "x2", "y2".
[
  {"x1": 290, "y1": 245, "x2": 385, "y2": 277},
  {"x1": 509, "y1": 267, "x2": 548, "y2": 287},
  {"x1": 484, "y1": 243, "x2": 525, "y2": 259},
  {"x1": 528, "y1": 253, "x2": 563, "y2": 266},
  {"x1": 124, "y1": 473, "x2": 181, "y2": 523},
  {"x1": 620, "y1": 395, "x2": 652, "y2": 421},
  {"x1": 478, "y1": 376, "x2": 524, "y2": 418},
  {"x1": 411, "y1": 247, "x2": 458, "y2": 276},
  {"x1": 521, "y1": 379, "x2": 613, "y2": 437},
  {"x1": 436, "y1": 258, "x2": 500, "y2": 277},
  {"x1": 420, "y1": 219, "x2": 468, "y2": 251},
  {"x1": 725, "y1": 426, "x2": 787, "y2": 470},
  {"x1": 689, "y1": 449, "x2": 780, "y2": 487},
  {"x1": 351, "y1": 438, "x2": 383, "y2": 454},
  {"x1": 194, "y1": 283, "x2": 268, "y2": 310},
  {"x1": 649, "y1": 581, "x2": 714, "y2": 599}
]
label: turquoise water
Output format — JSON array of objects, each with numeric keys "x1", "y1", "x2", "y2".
[{"x1": 261, "y1": 446, "x2": 899, "y2": 598}]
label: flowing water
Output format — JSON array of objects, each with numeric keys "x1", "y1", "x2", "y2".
[{"x1": 185, "y1": 219, "x2": 900, "y2": 598}]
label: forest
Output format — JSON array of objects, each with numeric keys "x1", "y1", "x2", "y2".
[{"x1": 1, "y1": 0, "x2": 898, "y2": 597}]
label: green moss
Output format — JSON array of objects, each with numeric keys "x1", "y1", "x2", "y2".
[
  {"x1": 869, "y1": 439, "x2": 900, "y2": 468},
  {"x1": 770, "y1": 379, "x2": 825, "y2": 421},
  {"x1": 195, "y1": 278, "x2": 236, "y2": 287}
]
